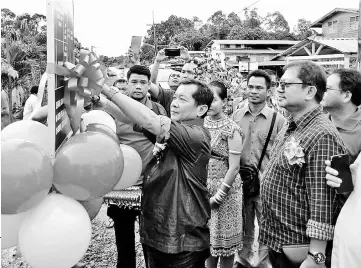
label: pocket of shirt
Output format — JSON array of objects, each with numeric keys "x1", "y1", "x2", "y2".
[{"x1": 258, "y1": 131, "x2": 277, "y2": 156}]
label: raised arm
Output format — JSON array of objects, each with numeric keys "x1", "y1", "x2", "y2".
[
  {"x1": 151, "y1": 49, "x2": 166, "y2": 84},
  {"x1": 101, "y1": 86, "x2": 162, "y2": 135}
]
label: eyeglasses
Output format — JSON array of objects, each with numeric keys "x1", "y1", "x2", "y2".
[
  {"x1": 170, "y1": 73, "x2": 181, "y2": 78},
  {"x1": 275, "y1": 81, "x2": 311, "y2": 89}
]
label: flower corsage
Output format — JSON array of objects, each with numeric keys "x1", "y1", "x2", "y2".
[{"x1": 284, "y1": 137, "x2": 305, "y2": 166}]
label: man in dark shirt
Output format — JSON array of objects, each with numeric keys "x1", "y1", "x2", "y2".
[
  {"x1": 101, "y1": 79, "x2": 214, "y2": 268},
  {"x1": 96, "y1": 65, "x2": 166, "y2": 268},
  {"x1": 259, "y1": 61, "x2": 347, "y2": 268}
]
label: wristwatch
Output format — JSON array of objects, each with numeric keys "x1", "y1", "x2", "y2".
[{"x1": 308, "y1": 251, "x2": 326, "y2": 264}]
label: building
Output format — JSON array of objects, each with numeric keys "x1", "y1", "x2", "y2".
[
  {"x1": 271, "y1": 8, "x2": 359, "y2": 69},
  {"x1": 206, "y1": 40, "x2": 298, "y2": 71}
]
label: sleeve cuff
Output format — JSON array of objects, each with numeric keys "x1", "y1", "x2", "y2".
[
  {"x1": 306, "y1": 219, "x2": 334, "y2": 241},
  {"x1": 156, "y1": 116, "x2": 171, "y2": 143}
]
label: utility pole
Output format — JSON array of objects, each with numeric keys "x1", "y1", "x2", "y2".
[
  {"x1": 146, "y1": 11, "x2": 158, "y2": 57},
  {"x1": 153, "y1": 11, "x2": 157, "y2": 56},
  {"x1": 357, "y1": 0, "x2": 361, "y2": 71}
]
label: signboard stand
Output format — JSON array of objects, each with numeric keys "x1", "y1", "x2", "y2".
[{"x1": 46, "y1": 0, "x2": 75, "y2": 158}]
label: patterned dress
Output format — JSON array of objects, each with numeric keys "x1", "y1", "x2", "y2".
[{"x1": 204, "y1": 116, "x2": 244, "y2": 257}]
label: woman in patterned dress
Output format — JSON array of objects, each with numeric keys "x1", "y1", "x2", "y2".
[{"x1": 205, "y1": 81, "x2": 244, "y2": 268}]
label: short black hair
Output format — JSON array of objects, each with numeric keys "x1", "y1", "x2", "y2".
[
  {"x1": 247, "y1": 69, "x2": 272, "y2": 89},
  {"x1": 113, "y1": 79, "x2": 127, "y2": 86},
  {"x1": 179, "y1": 79, "x2": 213, "y2": 118},
  {"x1": 127, "y1": 65, "x2": 151, "y2": 81},
  {"x1": 264, "y1": 69, "x2": 276, "y2": 77},
  {"x1": 332, "y1": 68, "x2": 361, "y2": 106},
  {"x1": 30, "y1": 86, "x2": 39, "y2": 94},
  {"x1": 209, "y1": 80, "x2": 227, "y2": 100},
  {"x1": 284, "y1": 61, "x2": 327, "y2": 103}
]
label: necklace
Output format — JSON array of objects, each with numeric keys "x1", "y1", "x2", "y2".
[{"x1": 205, "y1": 115, "x2": 228, "y2": 129}]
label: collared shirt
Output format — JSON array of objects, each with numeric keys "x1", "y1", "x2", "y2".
[
  {"x1": 157, "y1": 86, "x2": 174, "y2": 117},
  {"x1": 259, "y1": 106, "x2": 347, "y2": 252},
  {"x1": 331, "y1": 108, "x2": 361, "y2": 162},
  {"x1": 23, "y1": 94, "x2": 37, "y2": 120},
  {"x1": 231, "y1": 103, "x2": 285, "y2": 173},
  {"x1": 140, "y1": 117, "x2": 211, "y2": 254},
  {"x1": 115, "y1": 97, "x2": 156, "y2": 185}
]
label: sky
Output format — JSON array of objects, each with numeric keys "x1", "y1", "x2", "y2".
[{"x1": 2, "y1": 0, "x2": 360, "y2": 56}]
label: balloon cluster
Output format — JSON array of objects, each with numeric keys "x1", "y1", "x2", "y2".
[{"x1": 1, "y1": 110, "x2": 142, "y2": 267}]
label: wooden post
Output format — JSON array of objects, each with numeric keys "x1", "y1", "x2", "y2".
[{"x1": 357, "y1": 0, "x2": 361, "y2": 71}]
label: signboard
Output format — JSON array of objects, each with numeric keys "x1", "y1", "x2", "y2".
[
  {"x1": 47, "y1": 0, "x2": 74, "y2": 157},
  {"x1": 239, "y1": 61, "x2": 259, "y2": 72}
]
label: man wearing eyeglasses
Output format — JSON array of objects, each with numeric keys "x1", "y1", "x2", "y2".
[
  {"x1": 321, "y1": 68, "x2": 361, "y2": 162},
  {"x1": 259, "y1": 61, "x2": 347, "y2": 268},
  {"x1": 232, "y1": 69, "x2": 285, "y2": 268}
]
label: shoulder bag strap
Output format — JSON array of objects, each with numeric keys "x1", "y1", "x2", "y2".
[{"x1": 257, "y1": 111, "x2": 277, "y2": 170}]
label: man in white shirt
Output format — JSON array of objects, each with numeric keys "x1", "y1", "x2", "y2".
[{"x1": 23, "y1": 86, "x2": 39, "y2": 120}]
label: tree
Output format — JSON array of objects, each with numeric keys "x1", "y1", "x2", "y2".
[
  {"x1": 143, "y1": 15, "x2": 194, "y2": 47},
  {"x1": 293, "y1": 18, "x2": 316, "y2": 40},
  {"x1": 171, "y1": 29, "x2": 211, "y2": 50},
  {"x1": 207, "y1": 10, "x2": 230, "y2": 39},
  {"x1": 227, "y1": 12, "x2": 241, "y2": 29},
  {"x1": 264, "y1": 11, "x2": 290, "y2": 33},
  {"x1": 227, "y1": 9, "x2": 268, "y2": 40}
]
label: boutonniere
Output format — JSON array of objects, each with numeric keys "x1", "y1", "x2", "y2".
[
  {"x1": 284, "y1": 137, "x2": 305, "y2": 166},
  {"x1": 153, "y1": 142, "x2": 167, "y2": 163}
]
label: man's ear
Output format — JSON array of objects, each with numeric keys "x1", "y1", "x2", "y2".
[
  {"x1": 305, "y1": 85, "x2": 317, "y2": 101},
  {"x1": 197, "y1": 104, "x2": 208, "y2": 118},
  {"x1": 343, "y1": 91, "x2": 353, "y2": 103}
]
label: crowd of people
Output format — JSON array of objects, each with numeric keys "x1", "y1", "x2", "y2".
[
  {"x1": 97, "y1": 47, "x2": 361, "y2": 268},
  {"x1": 2, "y1": 46, "x2": 360, "y2": 268}
]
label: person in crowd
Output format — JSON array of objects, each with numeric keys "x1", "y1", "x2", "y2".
[
  {"x1": 259, "y1": 61, "x2": 347, "y2": 268},
  {"x1": 232, "y1": 70, "x2": 285, "y2": 268},
  {"x1": 1, "y1": 89, "x2": 10, "y2": 129},
  {"x1": 232, "y1": 79, "x2": 248, "y2": 111},
  {"x1": 101, "y1": 78, "x2": 214, "y2": 268},
  {"x1": 113, "y1": 78, "x2": 128, "y2": 94},
  {"x1": 146, "y1": 47, "x2": 190, "y2": 116},
  {"x1": 205, "y1": 81, "x2": 243, "y2": 268},
  {"x1": 23, "y1": 85, "x2": 39, "y2": 120},
  {"x1": 321, "y1": 68, "x2": 361, "y2": 162},
  {"x1": 320, "y1": 68, "x2": 361, "y2": 268},
  {"x1": 150, "y1": 47, "x2": 189, "y2": 90},
  {"x1": 325, "y1": 151, "x2": 361, "y2": 268},
  {"x1": 94, "y1": 65, "x2": 166, "y2": 268}
]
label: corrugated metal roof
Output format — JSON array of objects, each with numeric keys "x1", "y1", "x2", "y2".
[
  {"x1": 271, "y1": 37, "x2": 357, "y2": 60},
  {"x1": 206, "y1": 40, "x2": 298, "y2": 47},
  {"x1": 310, "y1": 8, "x2": 358, "y2": 27},
  {"x1": 314, "y1": 37, "x2": 357, "y2": 53},
  {"x1": 223, "y1": 49, "x2": 285, "y2": 54}
]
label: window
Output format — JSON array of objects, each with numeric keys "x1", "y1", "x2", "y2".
[
  {"x1": 221, "y1": 44, "x2": 230, "y2": 49},
  {"x1": 350, "y1": 16, "x2": 359, "y2": 30},
  {"x1": 327, "y1": 20, "x2": 337, "y2": 33}
]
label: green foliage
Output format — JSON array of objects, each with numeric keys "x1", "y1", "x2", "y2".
[{"x1": 293, "y1": 18, "x2": 315, "y2": 40}]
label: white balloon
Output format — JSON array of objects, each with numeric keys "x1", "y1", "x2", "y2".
[
  {"x1": 80, "y1": 110, "x2": 116, "y2": 133},
  {"x1": 114, "y1": 144, "x2": 142, "y2": 190},
  {"x1": 18, "y1": 194, "x2": 92, "y2": 268},
  {"x1": 1, "y1": 210, "x2": 31, "y2": 249},
  {"x1": 1, "y1": 120, "x2": 49, "y2": 155}
]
